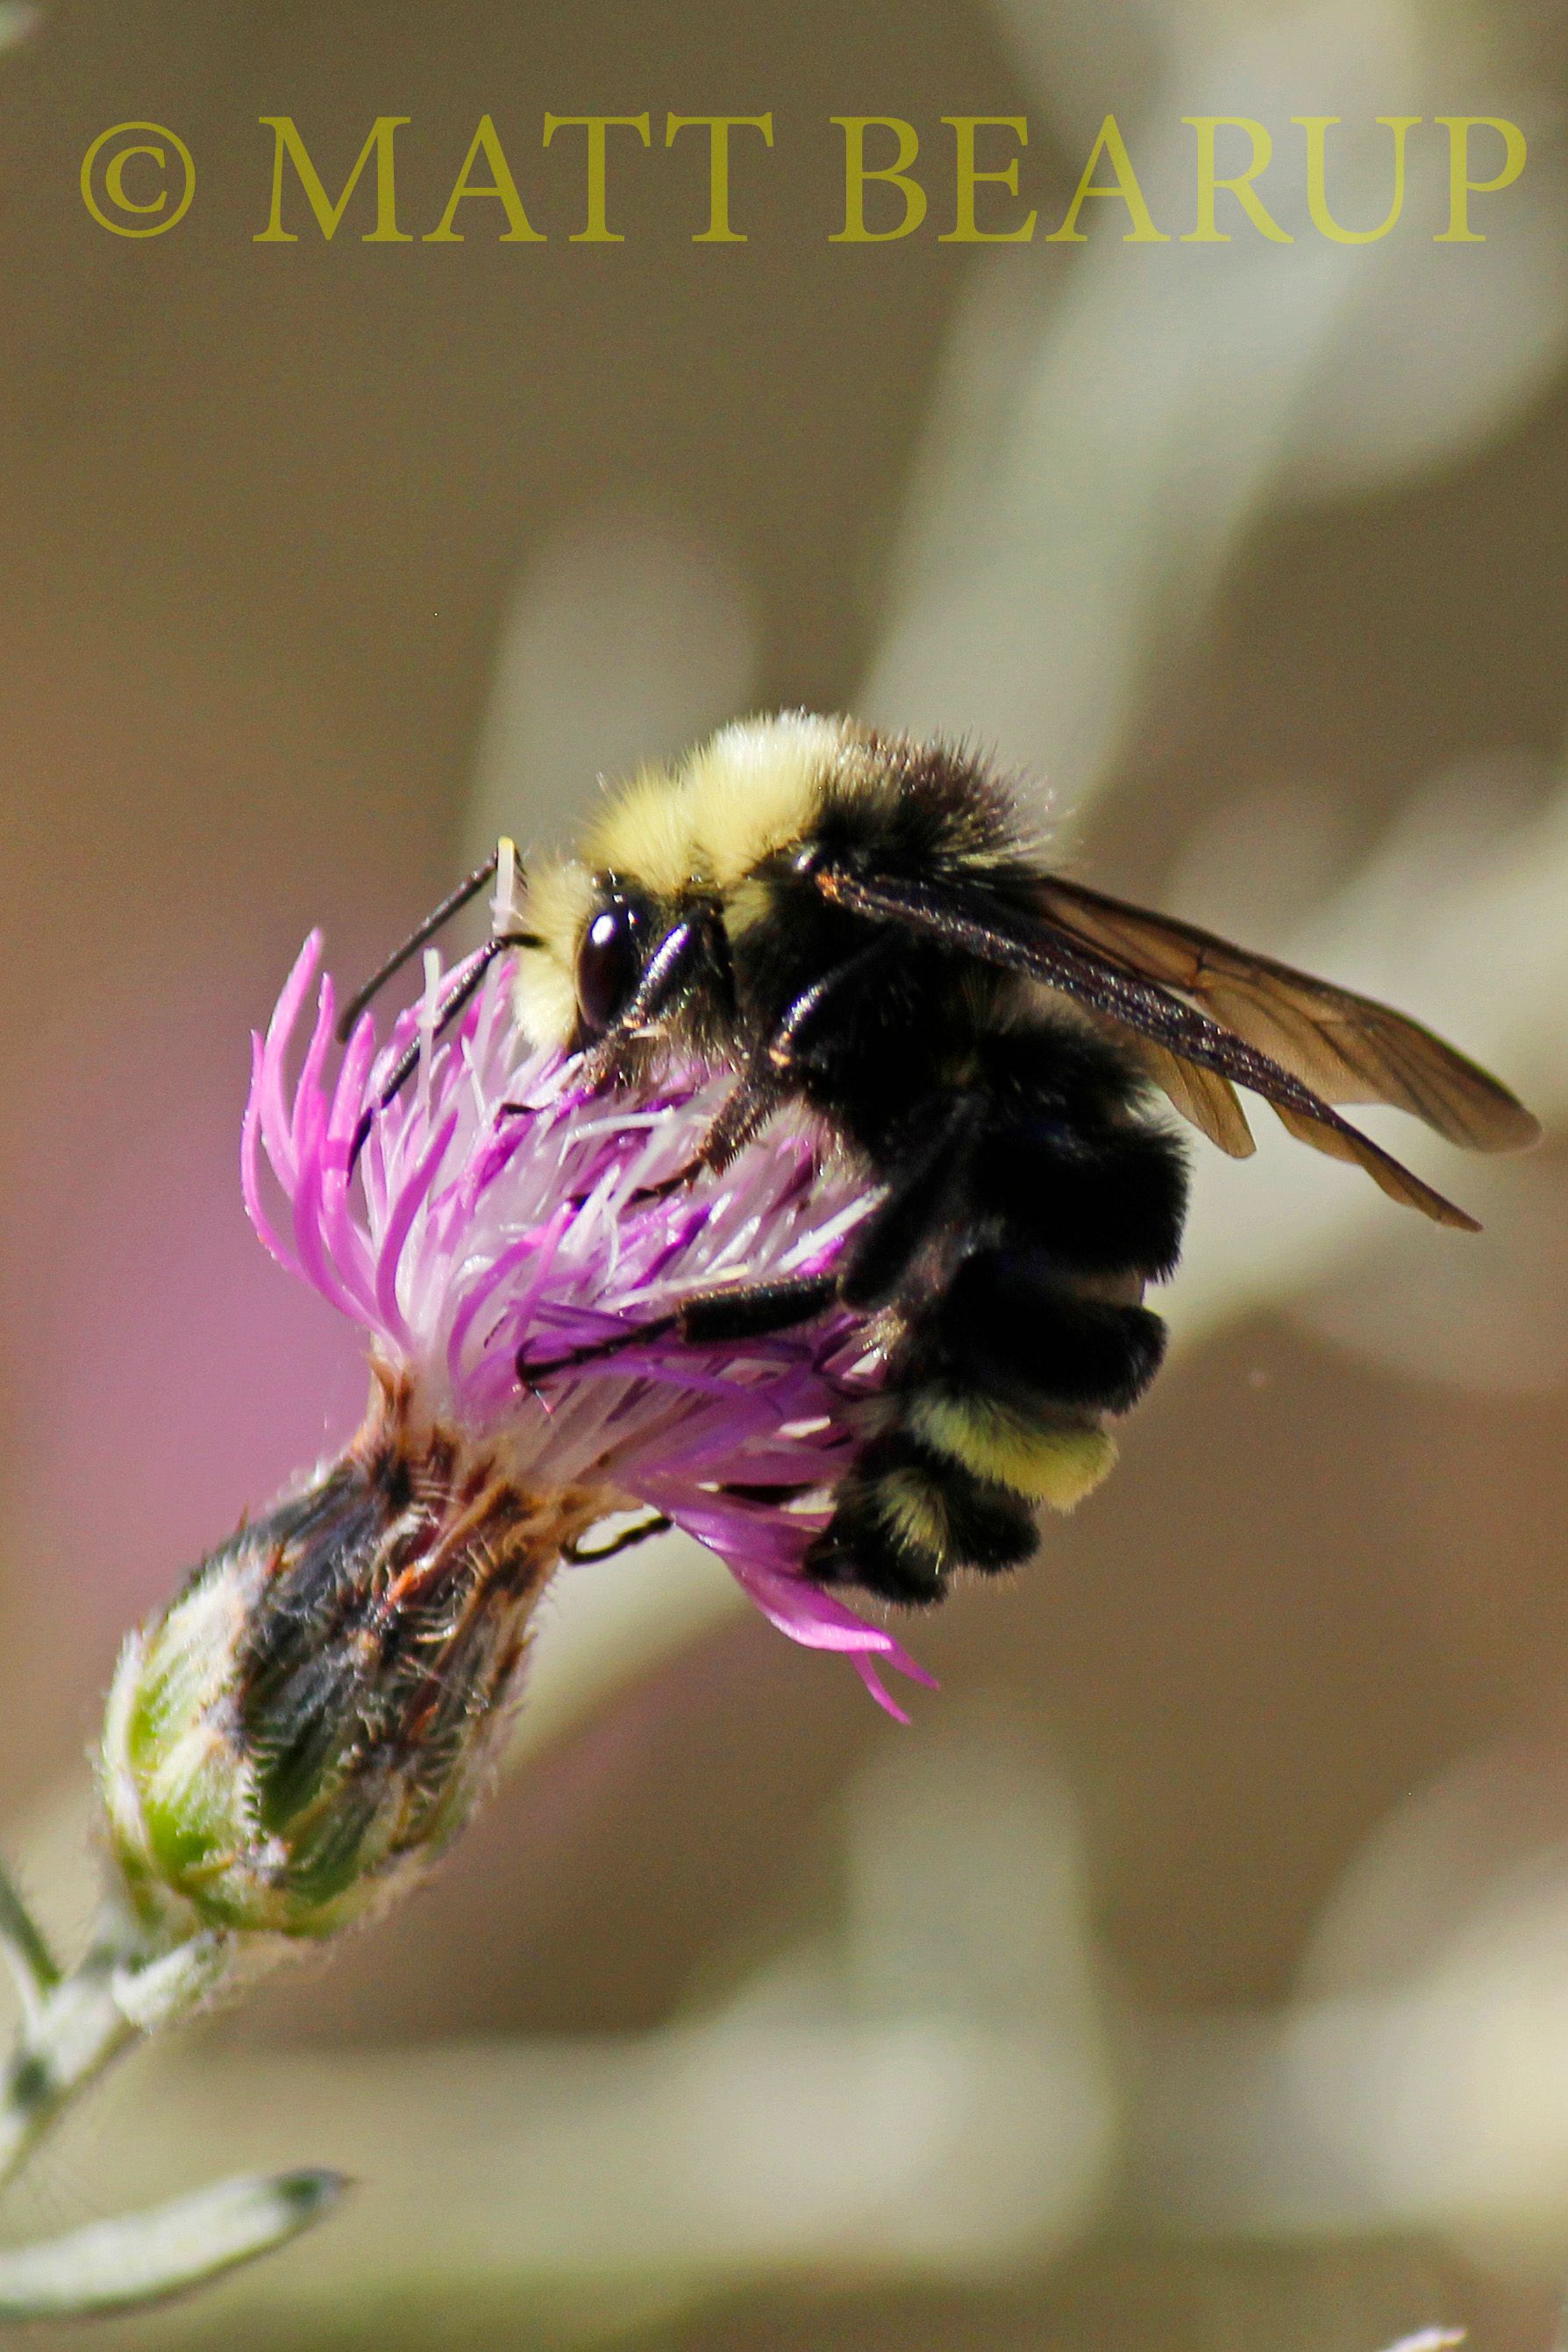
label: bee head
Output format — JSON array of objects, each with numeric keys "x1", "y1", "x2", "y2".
[
  {"x1": 573, "y1": 887, "x2": 655, "y2": 1038},
  {"x1": 510, "y1": 860, "x2": 652, "y2": 1051},
  {"x1": 510, "y1": 714, "x2": 853, "y2": 1057}
]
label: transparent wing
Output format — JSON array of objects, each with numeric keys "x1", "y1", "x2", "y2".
[
  {"x1": 815, "y1": 866, "x2": 1536, "y2": 1230},
  {"x1": 1037, "y1": 876, "x2": 1539, "y2": 1152}
]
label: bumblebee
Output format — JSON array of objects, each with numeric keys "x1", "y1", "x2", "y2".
[{"x1": 344, "y1": 714, "x2": 1538, "y2": 1607}]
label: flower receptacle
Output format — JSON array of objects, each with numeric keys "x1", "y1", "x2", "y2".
[{"x1": 101, "y1": 1383, "x2": 599, "y2": 1945}]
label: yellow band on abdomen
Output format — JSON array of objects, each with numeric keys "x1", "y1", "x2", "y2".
[{"x1": 909, "y1": 1390, "x2": 1116, "y2": 1510}]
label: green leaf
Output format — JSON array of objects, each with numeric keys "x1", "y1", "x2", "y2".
[{"x1": 0, "y1": 2168, "x2": 347, "y2": 2320}]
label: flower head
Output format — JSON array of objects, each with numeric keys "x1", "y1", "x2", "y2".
[
  {"x1": 103, "y1": 933, "x2": 929, "y2": 1945},
  {"x1": 246, "y1": 932, "x2": 928, "y2": 1705}
]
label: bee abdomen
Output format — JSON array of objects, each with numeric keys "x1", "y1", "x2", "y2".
[
  {"x1": 804, "y1": 1430, "x2": 1037, "y2": 1603},
  {"x1": 897, "y1": 1245, "x2": 1164, "y2": 1514},
  {"x1": 907, "y1": 1385, "x2": 1116, "y2": 1515},
  {"x1": 971, "y1": 1113, "x2": 1187, "y2": 1279},
  {"x1": 805, "y1": 1033, "x2": 1187, "y2": 1605},
  {"x1": 935, "y1": 1248, "x2": 1168, "y2": 1414},
  {"x1": 805, "y1": 1247, "x2": 1167, "y2": 1603}
]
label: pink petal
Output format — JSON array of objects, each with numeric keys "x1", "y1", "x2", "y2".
[
  {"x1": 240, "y1": 1033, "x2": 298, "y2": 1274},
  {"x1": 256, "y1": 932, "x2": 321, "y2": 1193},
  {"x1": 373, "y1": 1109, "x2": 458, "y2": 1345}
]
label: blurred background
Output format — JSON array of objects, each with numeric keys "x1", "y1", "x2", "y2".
[{"x1": 0, "y1": 1, "x2": 1564, "y2": 2345}]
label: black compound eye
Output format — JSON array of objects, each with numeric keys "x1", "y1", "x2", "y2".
[{"x1": 575, "y1": 898, "x2": 644, "y2": 1037}]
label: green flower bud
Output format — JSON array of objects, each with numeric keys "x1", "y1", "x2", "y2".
[{"x1": 101, "y1": 1376, "x2": 602, "y2": 1944}]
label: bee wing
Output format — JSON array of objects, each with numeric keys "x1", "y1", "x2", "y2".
[
  {"x1": 1120, "y1": 1038, "x2": 1257, "y2": 1158},
  {"x1": 816, "y1": 867, "x2": 1498, "y2": 1230},
  {"x1": 1036, "y1": 876, "x2": 1539, "y2": 1153}
]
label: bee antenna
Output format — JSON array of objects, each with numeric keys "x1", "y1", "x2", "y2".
[
  {"x1": 336, "y1": 846, "x2": 511, "y2": 1044},
  {"x1": 346, "y1": 922, "x2": 540, "y2": 1174}
]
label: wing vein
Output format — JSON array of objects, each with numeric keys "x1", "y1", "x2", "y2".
[{"x1": 818, "y1": 866, "x2": 1491, "y2": 1231}]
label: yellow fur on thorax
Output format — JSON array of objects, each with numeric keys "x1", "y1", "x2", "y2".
[
  {"x1": 512, "y1": 712, "x2": 862, "y2": 1046},
  {"x1": 586, "y1": 712, "x2": 851, "y2": 894},
  {"x1": 583, "y1": 768, "x2": 697, "y2": 899}
]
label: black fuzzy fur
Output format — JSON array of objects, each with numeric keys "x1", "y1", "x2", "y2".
[
  {"x1": 572, "y1": 730, "x2": 1191, "y2": 1606},
  {"x1": 934, "y1": 1250, "x2": 1169, "y2": 1415},
  {"x1": 806, "y1": 1429, "x2": 1040, "y2": 1601}
]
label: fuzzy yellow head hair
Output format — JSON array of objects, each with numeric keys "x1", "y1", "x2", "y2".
[{"x1": 510, "y1": 713, "x2": 853, "y2": 1047}]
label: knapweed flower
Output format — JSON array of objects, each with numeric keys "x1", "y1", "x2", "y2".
[{"x1": 102, "y1": 936, "x2": 929, "y2": 1947}]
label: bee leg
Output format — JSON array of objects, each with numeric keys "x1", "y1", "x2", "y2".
[
  {"x1": 516, "y1": 1267, "x2": 839, "y2": 1387},
  {"x1": 577, "y1": 913, "x2": 727, "y2": 1090},
  {"x1": 687, "y1": 1073, "x2": 785, "y2": 1174},
  {"x1": 516, "y1": 1315, "x2": 679, "y2": 1386},
  {"x1": 630, "y1": 937, "x2": 902, "y2": 1201},
  {"x1": 662, "y1": 1087, "x2": 975, "y2": 1386},
  {"x1": 623, "y1": 1078, "x2": 782, "y2": 1206},
  {"x1": 672, "y1": 934, "x2": 902, "y2": 1176},
  {"x1": 838, "y1": 1094, "x2": 980, "y2": 1308},
  {"x1": 762, "y1": 933, "x2": 902, "y2": 1079},
  {"x1": 563, "y1": 1512, "x2": 674, "y2": 1563},
  {"x1": 674, "y1": 1271, "x2": 839, "y2": 1343},
  {"x1": 682, "y1": 930, "x2": 907, "y2": 1181}
]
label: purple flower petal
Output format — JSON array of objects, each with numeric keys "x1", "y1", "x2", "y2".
[
  {"x1": 242, "y1": 936, "x2": 929, "y2": 1710},
  {"x1": 240, "y1": 1034, "x2": 297, "y2": 1276}
]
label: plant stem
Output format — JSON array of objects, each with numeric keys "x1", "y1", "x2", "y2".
[
  {"x1": 0, "y1": 1899, "x2": 344, "y2": 2320},
  {"x1": 0, "y1": 1862, "x2": 59, "y2": 2021},
  {"x1": 0, "y1": 1918, "x2": 230, "y2": 2193}
]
